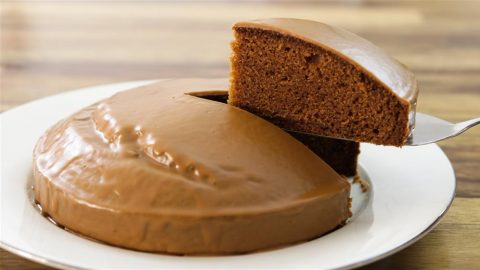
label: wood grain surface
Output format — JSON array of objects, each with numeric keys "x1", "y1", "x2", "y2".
[{"x1": 1, "y1": 0, "x2": 479, "y2": 269}]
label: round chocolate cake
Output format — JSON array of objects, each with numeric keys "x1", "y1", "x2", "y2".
[{"x1": 33, "y1": 78, "x2": 351, "y2": 254}]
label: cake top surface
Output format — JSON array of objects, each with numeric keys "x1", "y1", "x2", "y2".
[
  {"x1": 234, "y1": 18, "x2": 418, "y2": 103},
  {"x1": 34, "y1": 78, "x2": 349, "y2": 217}
]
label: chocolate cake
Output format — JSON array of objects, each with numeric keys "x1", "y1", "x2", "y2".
[
  {"x1": 229, "y1": 18, "x2": 419, "y2": 146},
  {"x1": 34, "y1": 19, "x2": 422, "y2": 255},
  {"x1": 33, "y1": 78, "x2": 351, "y2": 255}
]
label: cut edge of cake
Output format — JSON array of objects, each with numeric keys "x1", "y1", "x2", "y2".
[{"x1": 229, "y1": 18, "x2": 419, "y2": 146}]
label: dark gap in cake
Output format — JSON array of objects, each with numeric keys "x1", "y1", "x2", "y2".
[{"x1": 188, "y1": 90, "x2": 229, "y2": 104}]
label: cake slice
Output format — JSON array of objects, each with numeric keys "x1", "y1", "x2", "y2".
[{"x1": 229, "y1": 18, "x2": 418, "y2": 146}]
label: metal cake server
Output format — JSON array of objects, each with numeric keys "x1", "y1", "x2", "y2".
[{"x1": 407, "y1": 113, "x2": 480, "y2": 146}]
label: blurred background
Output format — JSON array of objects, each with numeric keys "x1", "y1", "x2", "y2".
[{"x1": 1, "y1": 0, "x2": 479, "y2": 269}]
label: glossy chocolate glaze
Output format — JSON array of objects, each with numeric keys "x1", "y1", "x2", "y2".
[{"x1": 33, "y1": 78, "x2": 351, "y2": 254}]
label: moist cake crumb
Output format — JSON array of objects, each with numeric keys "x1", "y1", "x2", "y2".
[{"x1": 229, "y1": 19, "x2": 418, "y2": 146}]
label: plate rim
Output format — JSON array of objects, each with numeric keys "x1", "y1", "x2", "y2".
[{"x1": 0, "y1": 79, "x2": 457, "y2": 270}]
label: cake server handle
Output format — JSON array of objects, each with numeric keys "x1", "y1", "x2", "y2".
[{"x1": 406, "y1": 113, "x2": 480, "y2": 146}]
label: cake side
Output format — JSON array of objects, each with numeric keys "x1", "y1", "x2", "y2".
[
  {"x1": 34, "y1": 162, "x2": 350, "y2": 254},
  {"x1": 230, "y1": 19, "x2": 418, "y2": 146}
]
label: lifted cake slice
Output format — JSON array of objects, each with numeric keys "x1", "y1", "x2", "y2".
[{"x1": 229, "y1": 18, "x2": 418, "y2": 146}]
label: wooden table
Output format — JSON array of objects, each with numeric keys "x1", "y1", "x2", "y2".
[{"x1": 1, "y1": 1, "x2": 479, "y2": 269}]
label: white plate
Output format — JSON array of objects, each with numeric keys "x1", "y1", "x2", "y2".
[{"x1": 0, "y1": 80, "x2": 455, "y2": 270}]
